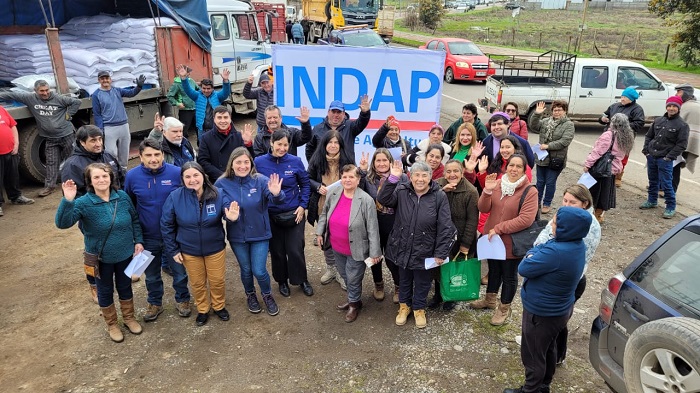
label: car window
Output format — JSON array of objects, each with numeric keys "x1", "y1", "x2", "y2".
[
  {"x1": 427, "y1": 41, "x2": 438, "y2": 50},
  {"x1": 581, "y1": 66, "x2": 608, "y2": 89},
  {"x1": 446, "y1": 41, "x2": 483, "y2": 56},
  {"x1": 617, "y1": 67, "x2": 660, "y2": 90},
  {"x1": 211, "y1": 15, "x2": 230, "y2": 41},
  {"x1": 629, "y1": 229, "x2": 700, "y2": 316},
  {"x1": 343, "y1": 32, "x2": 385, "y2": 47},
  {"x1": 233, "y1": 14, "x2": 259, "y2": 41},
  {"x1": 437, "y1": 42, "x2": 446, "y2": 51}
]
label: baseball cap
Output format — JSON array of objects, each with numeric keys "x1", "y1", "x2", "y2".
[
  {"x1": 329, "y1": 100, "x2": 345, "y2": 111},
  {"x1": 97, "y1": 70, "x2": 111, "y2": 78}
]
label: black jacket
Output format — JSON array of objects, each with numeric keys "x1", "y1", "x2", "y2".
[
  {"x1": 253, "y1": 122, "x2": 312, "y2": 157},
  {"x1": 197, "y1": 127, "x2": 254, "y2": 181},
  {"x1": 305, "y1": 110, "x2": 371, "y2": 162},
  {"x1": 377, "y1": 178, "x2": 456, "y2": 269},
  {"x1": 600, "y1": 101, "x2": 646, "y2": 135},
  {"x1": 436, "y1": 177, "x2": 479, "y2": 258},
  {"x1": 60, "y1": 144, "x2": 124, "y2": 197},
  {"x1": 371, "y1": 123, "x2": 410, "y2": 152},
  {"x1": 642, "y1": 113, "x2": 690, "y2": 160}
]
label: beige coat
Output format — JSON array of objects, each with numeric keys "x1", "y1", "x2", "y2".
[{"x1": 680, "y1": 99, "x2": 700, "y2": 173}]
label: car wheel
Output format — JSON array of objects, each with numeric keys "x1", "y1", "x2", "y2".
[
  {"x1": 445, "y1": 67, "x2": 455, "y2": 84},
  {"x1": 623, "y1": 317, "x2": 700, "y2": 393}
]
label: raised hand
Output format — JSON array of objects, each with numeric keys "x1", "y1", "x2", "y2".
[
  {"x1": 221, "y1": 68, "x2": 231, "y2": 81},
  {"x1": 385, "y1": 115, "x2": 396, "y2": 128},
  {"x1": 296, "y1": 106, "x2": 310, "y2": 123},
  {"x1": 359, "y1": 94, "x2": 372, "y2": 112},
  {"x1": 268, "y1": 173, "x2": 283, "y2": 196},
  {"x1": 225, "y1": 201, "x2": 240, "y2": 221},
  {"x1": 464, "y1": 155, "x2": 478, "y2": 173},
  {"x1": 390, "y1": 159, "x2": 403, "y2": 177},
  {"x1": 247, "y1": 74, "x2": 254, "y2": 84},
  {"x1": 62, "y1": 180, "x2": 77, "y2": 201},
  {"x1": 470, "y1": 140, "x2": 485, "y2": 158},
  {"x1": 242, "y1": 123, "x2": 254, "y2": 143},
  {"x1": 484, "y1": 173, "x2": 499, "y2": 192},
  {"x1": 359, "y1": 152, "x2": 370, "y2": 171},
  {"x1": 153, "y1": 112, "x2": 165, "y2": 131},
  {"x1": 136, "y1": 74, "x2": 146, "y2": 87},
  {"x1": 176, "y1": 64, "x2": 188, "y2": 78},
  {"x1": 478, "y1": 155, "x2": 489, "y2": 173},
  {"x1": 535, "y1": 101, "x2": 546, "y2": 114}
]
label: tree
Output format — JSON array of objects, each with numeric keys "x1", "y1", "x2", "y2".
[
  {"x1": 649, "y1": 0, "x2": 700, "y2": 67},
  {"x1": 418, "y1": 0, "x2": 445, "y2": 32}
]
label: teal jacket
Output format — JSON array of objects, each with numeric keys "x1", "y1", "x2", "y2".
[
  {"x1": 55, "y1": 190, "x2": 144, "y2": 263},
  {"x1": 166, "y1": 77, "x2": 197, "y2": 110}
]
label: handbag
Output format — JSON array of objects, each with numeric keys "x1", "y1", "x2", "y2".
[
  {"x1": 83, "y1": 200, "x2": 118, "y2": 279},
  {"x1": 589, "y1": 133, "x2": 615, "y2": 178},
  {"x1": 439, "y1": 252, "x2": 480, "y2": 302},
  {"x1": 271, "y1": 210, "x2": 299, "y2": 228},
  {"x1": 510, "y1": 185, "x2": 548, "y2": 257},
  {"x1": 548, "y1": 156, "x2": 565, "y2": 171}
]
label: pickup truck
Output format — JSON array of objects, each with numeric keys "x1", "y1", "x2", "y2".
[{"x1": 479, "y1": 50, "x2": 676, "y2": 131}]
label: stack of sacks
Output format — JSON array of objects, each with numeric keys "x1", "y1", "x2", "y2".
[
  {"x1": 0, "y1": 35, "x2": 53, "y2": 78},
  {"x1": 10, "y1": 74, "x2": 81, "y2": 96}
]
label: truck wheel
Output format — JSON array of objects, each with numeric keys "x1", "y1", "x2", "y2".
[
  {"x1": 445, "y1": 67, "x2": 455, "y2": 84},
  {"x1": 623, "y1": 317, "x2": 700, "y2": 393},
  {"x1": 18, "y1": 123, "x2": 47, "y2": 184}
]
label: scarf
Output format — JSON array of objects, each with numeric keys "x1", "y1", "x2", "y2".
[
  {"x1": 217, "y1": 125, "x2": 232, "y2": 136},
  {"x1": 432, "y1": 164, "x2": 444, "y2": 180},
  {"x1": 318, "y1": 153, "x2": 340, "y2": 212},
  {"x1": 543, "y1": 116, "x2": 568, "y2": 142},
  {"x1": 500, "y1": 174, "x2": 526, "y2": 199},
  {"x1": 375, "y1": 172, "x2": 394, "y2": 214}
]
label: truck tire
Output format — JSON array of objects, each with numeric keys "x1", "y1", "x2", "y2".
[
  {"x1": 445, "y1": 67, "x2": 455, "y2": 84},
  {"x1": 18, "y1": 123, "x2": 46, "y2": 184},
  {"x1": 623, "y1": 317, "x2": 700, "y2": 393}
]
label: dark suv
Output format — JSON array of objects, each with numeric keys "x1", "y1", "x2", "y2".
[
  {"x1": 318, "y1": 26, "x2": 389, "y2": 48},
  {"x1": 589, "y1": 215, "x2": 700, "y2": 393}
]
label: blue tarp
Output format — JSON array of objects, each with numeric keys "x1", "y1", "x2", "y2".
[{"x1": 0, "y1": 0, "x2": 211, "y2": 51}]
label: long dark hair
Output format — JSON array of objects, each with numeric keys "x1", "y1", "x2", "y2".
[
  {"x1": 487, "y1": 135, "x2": 523, "y2": 175},
  {"x1": 308, "y1": 130, "x2": 353, "y2": 177},
  {"x1": 180, "y1": 161, "x2": 218, "y2": 202},
  {"x1": 367, "y1": 148, "x2": 394, "y2": 184}
]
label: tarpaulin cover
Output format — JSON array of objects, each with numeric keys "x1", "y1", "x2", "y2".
[{"x1": 0, "y1": 0, "x2": 212, "y2": 51}]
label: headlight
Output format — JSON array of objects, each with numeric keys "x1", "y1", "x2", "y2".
[{"x1": 456, "y1": 62, "x2": 470, "y2": 68}]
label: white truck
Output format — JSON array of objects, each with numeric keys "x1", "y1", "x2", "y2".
[{"x1": 480, "y1": 51, "x2": 676, "y2": 131}]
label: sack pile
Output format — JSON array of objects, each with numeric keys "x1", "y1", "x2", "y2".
[{"x1": 0, "y1": 15, "x2": 178, "y2": 94}]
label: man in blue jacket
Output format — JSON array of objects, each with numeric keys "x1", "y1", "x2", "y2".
[
  {"x1": 481, "y1": 111, "x2": 535, "y2": 169},
  {"x1": 124, "y1": 139, "x2": 191, "y2": 322},
  {"x1": 504, "y1": 207, "x2": 591, "y2": 393},
  {"x1": 176, "y1": 65, "x2": 231, "y2": 143}
]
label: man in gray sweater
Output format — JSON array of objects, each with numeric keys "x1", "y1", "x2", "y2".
[{"x1": 0, "y1": 80, "x2": 81, "y2": 196}]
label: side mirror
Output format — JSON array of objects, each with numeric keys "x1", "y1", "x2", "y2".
[
  {"x1": 265, "y1": 13, "x2": 273, "y2": 37},
  {"x1": 658, "y1": 82, "x2": 665, "y2": 91},
  {"x1": 383, "y1": 38, "x2": 390, "y2": 44}
]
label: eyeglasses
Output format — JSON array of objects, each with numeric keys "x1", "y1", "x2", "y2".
[{"x1": 505, "y1": 109, "x2": 517, "y2": 113}]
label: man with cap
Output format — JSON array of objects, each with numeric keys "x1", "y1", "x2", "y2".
[
  {"x1": 674, "y1": 83, "x2": 700, "y2": 192},
  {"x1": 305, "y1": 95, "x2": 372, "y2": 162},
  {"x1": 176, "y1": 65, "x2": 231, "y2": 143},
  {"x1": 243, "y1": 72, "x2": 275, "y2": 132},
  {"x1": 91, "y1": 70, "x2": 146, "y2": 171},
  {"x1": 599, "y1": 86, "x2": 645, "y2": 187},
  {"x1": 166, "y1": 65, "x2": 198, "y2": 139},
  {"x1": 0, "y1": 80, "x2": 81, "y2": 197},
  {"x1": 640, "y1": 96, "x2": 689, "y2": 219},
  {"x1": 253, "y1": 105, "x2": 311, "y2": 157}
]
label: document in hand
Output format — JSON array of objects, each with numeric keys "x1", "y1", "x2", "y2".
[
  {"x1": 476, "y1": 234, "x2": 506, "y2": 260},
  {"x1": 578, "y1": 172, "x2": 597, "y2": 189},
  {"x1": 425, "y1": 257, "x2": 450, "y2": 270},
  {"x1": 124, "y1": 250, "x2": 155, "y2": 278},
  {"x1": 388, "y1": 147, "x2": 403, "y2": 161},
  {"x1": 532, "y1": 144, "x2": 549, "y2": 160}
]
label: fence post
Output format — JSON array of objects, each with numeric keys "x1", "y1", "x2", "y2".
[
  {"x1": 633, "y1": 31, "x2": 641, "y2": 58},
  {"x1": 539, "y1": 32, "x2": 542, "y2": 49},
  {"x1": 616, "y1": 33, "x2": 626, "y2": 58},
  {"x1": 487, "y1": 27, "x2": 490, "y2": 42},
  {"x1": 567, "y1": 35, "x2": 572, "y2": 53},
  {"x1": 511, "y1": 28, "x2": 516, "y2": 47},
  {"x1": 592, "y1": 29, "x2": 597, "y2": 56},
  {"x1": 664, "y1": 44, "x2": 670, "y2": 64}
]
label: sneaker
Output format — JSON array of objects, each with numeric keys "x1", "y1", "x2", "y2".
[
  {"x1": 176, "y1": 301, "x2": 192, "y2": 317},
  {"x1": 195, "y1": 312, "x2": 208, "y2": 326},
  {"x1": 213, "y1": 307, "x2": 230, "y2": 321},
  {"x1": 336, "y1": 274, "x2": 347, "y2": 291},
  {"x1": 246, "y1": 293, "x2": 262, "y2": 314},
  {"x1": 320, "y1": 265, "x2": 337, "y2": 285},
  {"x1": 262, "y1": 293, "x2": 279, "y2": 316},
  {"x1": 541, "y1": 206, "x2": 552, "y2": 214},
  {"x1": 37, "y1": 187, "x2": 56, "y2": 197},
  {"x1": 639, "y1": 201, "x2": 658, "y2": 209},
  {"x1": 663, "y1": 209, "x2": 676, "y2": 219},
  {"x1": 11, "y1": 195, "x2": 34, "y2": 205},
  {"x1": 143, "y1": 304, "x2": 164, "y2": 322}
]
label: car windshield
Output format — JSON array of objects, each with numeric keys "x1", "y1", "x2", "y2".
[
  {"x1": 343, "y1": 32, "x2": 386, "y2": 47},
  {"x1": 447, "y1": 42, "x2": 483, "y2": 56},
  {"x1": 341, "y1": 0, "x2": 378, "y2": 13}
]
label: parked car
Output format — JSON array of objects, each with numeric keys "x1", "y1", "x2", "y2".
[
  {"x1": 445, "y1": 1, "x2": 457, "y2": 9},
  {"x1": 318, "y1": 25, "x2": 389, "y2": 47},
  {"x1": 419, "y1": 37, "x2": 495, "y2": 84},
  {"x1": 589, "y1": 214, "x2": 700, "y2": 393},
  {"x1": 504, "y1": 1, "x2": 521, "y2": 10},
  {"x1": 456, "y1": 1, "x2": 475, "y2": 11}
]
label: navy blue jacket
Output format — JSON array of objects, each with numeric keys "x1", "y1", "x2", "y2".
[
  {"x1": 254, "y1": 153, "x2": 310, "y2": 214},
  {"x1": 197, "y1": 127, "x2": 254, "y2": 181},
  {"x1": 519, "y1": 207, "x2": 591, "y2": 317},
  {"x1": 161, "y1": 187, "x2": 227, "y2": 258},
  {"x1": 215, "y1": 174, "x2": 286, "y2": 242},
  {"x1": 124, "y1": 163, "x2": 181, "y2": 241},
  {"x1": 481, "y1": 132, "x2": 535, "y2": 168}
]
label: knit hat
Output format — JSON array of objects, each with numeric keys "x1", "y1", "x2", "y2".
[
  {"x1": 489, "y1": 111, "x2": 511, "y2": 124},
  {"x1": 430, "y1": 124, "x2": 444, "y2": 134},
  {"x1": 666, "y1": 95, "x2": 683, "y2": 109},
  {"x1": 389, "y1": 119, "x2": 400, "y2": 130},
  {"x1": 621, "y1": 87, "x2": 639, "y2": 101},
  {"x1": 259, "y1": 73, "x2": 270, "y2": 83}
]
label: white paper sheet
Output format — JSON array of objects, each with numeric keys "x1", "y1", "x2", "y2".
[
  {"x1": 425, "y1": 257, "x2": 450, "y2": 270},
  {"x1": 674, "y1": 154, "x2": 686, "y2": 167},
  {"x1": 388, "y1": 147, "x2": 403, "y2": 161},
  {"x1": 476, "y1": 234, "x2": 506, "y2": 260},
  {"x1": 326, "y1": 179, "x2": 342, "y2": 191},
  {"x1": 531, "y1": 144, "x2": 549, "y2": 160},
  {"x1": 124, "y1": 250, "x2": 155, "y2": 278},
  {"x1": 578, "y1": 172, "x2": 598, "y2": 189}
]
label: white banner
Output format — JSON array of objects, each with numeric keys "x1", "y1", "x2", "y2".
[{"x1": 271, "y1": 45, "x2": 445, "y2": 163}]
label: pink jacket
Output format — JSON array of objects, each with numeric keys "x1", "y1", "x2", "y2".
[{"x1": 584, "y1": 130, "x2": 625, "y2": 175}]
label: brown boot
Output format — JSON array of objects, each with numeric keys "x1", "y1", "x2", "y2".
[
  {"x1": 615, "y1": 172, "x2": 623, "y2": 187},
  {"x1": 345, "y1": 301, "x2": 362, "y2": 323},
  {"x1": 480, "y1": 275, "x2": 488, "y2": 286},
  {"x1": 594, "y1": 208, "x2": 605, "y2": 224},
  {"x1": 119, "y1": 299, "x2": 143, "y2": 335},
  {"x1": 101, "y1": 304, "x2": 124, "y2": 343},
  {"x1": 490, "y1": 303, "x2": 512, "y2": 326},
  {"x1": 469, "y1": 292, "x2": 498, "y2": 310},
  {"x1": 393, "y1": 285, "x2": 400, "y2": 304},
  {"x1": 373, "y1": 281, "x2": 385, "y2": 301},
  {"x1": 414, "y1": 309, "x2": 427, "y2": 329},
  {"x1": 89, "y1": 284, "x2": 98, "y2": 304},
  {"x1": 395, "y1": 303, "x2": 412, "y2": 326}
]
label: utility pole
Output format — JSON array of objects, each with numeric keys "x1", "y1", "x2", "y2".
[{"x1": 576, "y1": 0, "x2": 589, "y2": 53}]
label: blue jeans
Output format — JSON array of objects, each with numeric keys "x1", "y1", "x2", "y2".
[
  {"x1": 95, "y1": 258, "x2": 133, "y2": 307},
  {"x1": 231, "y1": 240, "x2": 272, "y2": 295},
  {"x1": 144, "y1": 238, "x2": 190, "y2": 306},
  {"x1": 333, "y1": 251, "x2": 366, "y2": 303},
  {"x1": 647, "y1": 156, "x2": 676, "y2": 210},
  {"x1": 398, "y1": 266, "x2": 433, "y2": 310},
  {"x1": 536, "y1": 164, "x2": 562, "y2": 207}
]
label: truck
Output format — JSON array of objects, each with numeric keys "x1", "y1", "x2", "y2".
[
  {"x1": 479, "y1": 50, "x2": 676, "y2": 131},
  {"x1": 253, "y1": 1, "x2": 288, "y2": 42},
  {"x1": 301, "y1": 0, "x2": 394, "y2": 43},
  {"x1": 0, "y1": 0, "x2": 273, "y2": 183}
]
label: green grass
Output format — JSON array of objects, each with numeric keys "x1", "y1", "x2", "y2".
[{"x1": 391, "y1": 36, "x2": 424, "y2": 47}]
